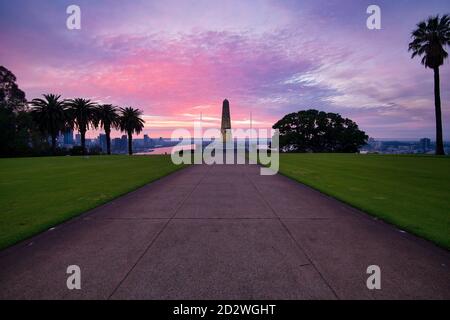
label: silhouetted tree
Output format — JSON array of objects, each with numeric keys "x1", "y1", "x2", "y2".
[
  {"x1": 67, "y1": 98, "x2": 97, "y2": 155},
  {"x1": 94, "y1": 104, "x2": 119, "y2": 155},
  {"x1": 31, "y1": 94, "x2": 68, "y2": 154},
  {"x1": 409, "y1": 14, "x2": 449, "y2": 155},
  {"x1": 0, "y1": 66, "x2": 26, "y2": 111},
  {"x1": 0, "y1": 66, "x2": 39, "y2": 156},
  {"x1": 119, "y1": 107, "x2": 145, "y2": 155},
  {"x1": 273, "y1": 109, "x2": 368, "y2": 153}
]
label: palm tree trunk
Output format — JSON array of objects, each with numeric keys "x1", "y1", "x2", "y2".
[
  {"x1": 128, "y1": 131, "x2": 133, "y2": 155},
  {"x1": 433, "y1": 67, "x2": 445, "y2": 155},
  {"x1": 105, "y1": 128, "x2": 111, "y2": 155}
]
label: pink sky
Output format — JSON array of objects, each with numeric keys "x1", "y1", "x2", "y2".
[{"x1": 1, "y1": 0, "x2": 450, "y2": 139}]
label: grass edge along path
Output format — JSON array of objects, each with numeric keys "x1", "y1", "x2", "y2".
[
  {"x1": 277, "y1": 153, "x2": 450, "y2": 250},
  {"x1": 0, "y1": 155, "x2": 186, "y2": 250}
]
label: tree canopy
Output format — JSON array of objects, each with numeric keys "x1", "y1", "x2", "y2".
[
  {"x1": 119, "y1": 107, "x2": 145, "y2": 155},
  {"x1": 0, "y1": 66, "x2": 26, "y2": 111},
  {"x1": 273, "y1": 109, "x2": 368, "y2": 153},
  {"x1": 0, "y1": 66, "x2": 46, "y2": 156},
  {"x1": 408, "y1": 14, "x2": 449, "y2": 70}
]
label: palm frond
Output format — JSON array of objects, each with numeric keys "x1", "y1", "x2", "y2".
[{"x1": 409, "y1": 14, "x2": 450, "y2": 69}]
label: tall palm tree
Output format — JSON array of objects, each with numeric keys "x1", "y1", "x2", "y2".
[
  {"x1": 31, "y1": 94, "x2": 68, "y2": 154},
  {"x1": 119, "y1": 107, "x2": 145, "y2": 155},
  {"x1": 94, "y1": 104, "x2": 119, "y2": 155},
  {"x1": 409, "y1": 14, "x2": 449, "y2": 155},
  {"x1": 67, "y1": 98, "x2": 97, "y2": 155}
]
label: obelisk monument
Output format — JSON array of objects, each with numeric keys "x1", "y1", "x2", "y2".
[{"x1": 221, "y1": 99, "x2": 232, "y2": 143}]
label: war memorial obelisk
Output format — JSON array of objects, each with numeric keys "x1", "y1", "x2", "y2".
[{"x1": 221, "y1": 99, "x2": 232, "y2": 143}]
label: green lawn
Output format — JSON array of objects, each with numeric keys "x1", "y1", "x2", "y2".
[
  {"x1": 0, "y1": 155, "x2": 184, "y2": 250},
  {"x1": 279, "y1": 154, "x2": 450, "y2": 249}
]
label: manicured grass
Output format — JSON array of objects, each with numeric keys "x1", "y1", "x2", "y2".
[
  {"x1": 279, "y1": 154, "x2": 450, "y2": 249},
  {"x1": 0, "y1": 155, "x2": 184, "y2": 250}
]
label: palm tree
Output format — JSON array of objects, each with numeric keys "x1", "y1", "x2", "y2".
[
  {"x1": 95, "y1": 104, "x2": 119, "y2": 155},
  {"x1": 409, "y1": 14, "x2": 450, "y2": 155},
  {"x1": 119, "y1": 107, "x2": 145, "y2": 155},
  {"x1": 67, "y1": 98, "x2": 97, "y2": 155},
  {"x1": 31, "y1": 94, "x2": 68, "y2": 154}
]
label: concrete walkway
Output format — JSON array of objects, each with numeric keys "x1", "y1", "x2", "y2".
[{"x1": 0, "y1": 164, "x2": 449, "y2": 299}]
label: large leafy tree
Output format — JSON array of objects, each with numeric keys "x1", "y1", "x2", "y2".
[
  {"x1": 94, "y1": 104, "x2": 119, "y2": 155},
  {"x1": 0, "y1": 66, "x2": 34, "y2": 156},
  {"x1": 67, "y1": 98, "x2": 97, "y2": 155},
  {"x1": 0, "y1": 66, "x2": 26, "y2": 111},
  {"x1": 273, "y1": 109, "x2": 368, "y2": 153},
  {"x1": 31, "y1": 94, "x2": 68, "y2": 154},
  {"x1": 119, "y1": 107, "x2": 145, "y2": 155},
  {"x1": 409, "y1": 14, "x2": 450, "y2": 155}
]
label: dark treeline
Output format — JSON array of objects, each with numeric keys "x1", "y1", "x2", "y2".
[{"x1": 0, "y1": 66, "x2": 144, "y2": 157}]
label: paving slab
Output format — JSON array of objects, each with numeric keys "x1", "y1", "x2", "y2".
[
  {"x1": 0, "y1": 218, "x2": 168, "y2": 299},
  {"x1": 111, "y1": 219, "x2": 336, "y2": 299},
  {"x1": 282, "y1": 217, "x2": 450, "y2": 299}
]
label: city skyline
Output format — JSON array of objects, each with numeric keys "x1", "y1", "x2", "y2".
[{"x1": 1, "y1": 0, "x2": 450, "y2": 139}]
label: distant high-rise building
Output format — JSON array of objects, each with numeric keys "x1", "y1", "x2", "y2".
[
  {"x1": 144, "y1": 134, "x2": 151, "y2": 147},
  {"x1": 64, "y1": 129, "x2": 74, "y2": 145},
  {"x1": 420, "y1": 138, "x2": 431, "y2": 152},
  {"x1": 112, "y1": 138, "x2": 121, "y2": 152}
]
